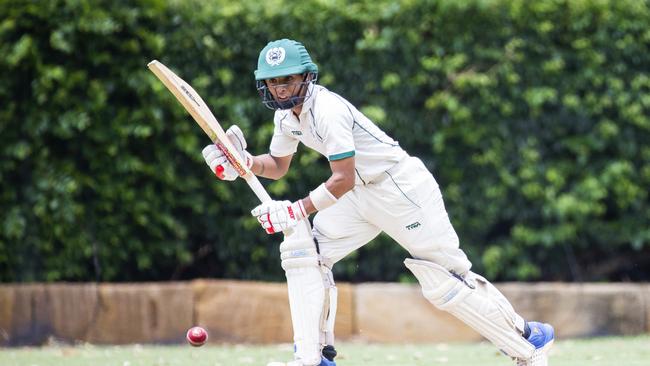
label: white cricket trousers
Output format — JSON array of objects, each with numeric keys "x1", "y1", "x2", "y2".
[{"x1": 313, "y1": 156, "x2": 472, "y2": 275}]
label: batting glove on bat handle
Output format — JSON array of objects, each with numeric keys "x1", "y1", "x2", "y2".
[
  {"x1": 201, "y1": 125, "x2": 253, "y2": 180},
  {"x1": 251, "y1": 199, "x2": 307, "y2": 234},
  {"x1": 225, "y1": 125, "x2": 253, "y2": 169}
]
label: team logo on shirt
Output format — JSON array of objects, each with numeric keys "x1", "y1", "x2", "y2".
[
  {"x1": 265, "y1": 47, "x2": 286, "y2": 66},
  {"x1": 291, "y1": 130, "x2": 302, "y2": 135}
]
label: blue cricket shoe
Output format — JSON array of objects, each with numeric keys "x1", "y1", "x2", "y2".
[
  {"x1": 527, "y1": 321, "x2": 555, "y2": 349},
  {"x1": 319, "y1": 357, "x2": 336, "y2": 366}
]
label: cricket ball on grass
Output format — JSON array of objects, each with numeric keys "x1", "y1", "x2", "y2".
[{"x1": 186, "y1": 326, "x2": 208, "y2": 347}]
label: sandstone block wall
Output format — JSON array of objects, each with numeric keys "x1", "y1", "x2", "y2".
[
  {"x1": 191, "y1": 280, "x2": 354, "y2": 343},
  {"x1": 353, "y1": 282, "x2": 650, "y2": 343},
  {"x1": 498, "y1": 283, "x2": 650, "y2": 339},
  {"x1": 353, "y1": 283, "x2": 481, "y2": 343},
  {"x1": 0, "y1": 281, "x2": 648, "y2": 346},
  {"x1": 0, "y1": 282, "x2": 193, "y2": 346}
]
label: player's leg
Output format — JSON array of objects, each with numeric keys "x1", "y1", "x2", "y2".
[
  {"x1": 311, "y1": 188, "x2": 382, "y2": 267},
  {"x1": 364, "y1": 156, "x2": 471, "y2": 274},
  {"x1": 407, "y1": 258, "x2": 554, "y2": 365},
  {"x1": 270, "y1": 219, "x2": 335, "y2": 366},
  {"x1": 270, "y1": 192, "x2": 380, "y2": 366},
  {"x1": 364, "y1": 156, "x2": 554, "y2": 364},
  {"x1": 312, "y1": 190, "x2": 382, "y2": 357}
]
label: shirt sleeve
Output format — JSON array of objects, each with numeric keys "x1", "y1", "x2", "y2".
[
  {"x1": 317, "y1": 101, "x2": 356, "y2": 161},
  {"x1": 269, "y1": 113, "x2": 300, "y2": 157}
]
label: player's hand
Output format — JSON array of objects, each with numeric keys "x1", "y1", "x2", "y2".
[
  {"x1": 202, "y1": 125, "x2": 253, "y2": 181},
  {"x1": 251, "y1": 200, "x2": 307, "y2": 234}
]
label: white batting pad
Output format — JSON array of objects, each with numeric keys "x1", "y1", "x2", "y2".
[
  {"x1": 405, "y1": 258, "x2": 534, "y2": 359},
  {"x1": 516, "y1": 339, "x2": 554, "y2": 366},
  {"x1": 280, "y1": 220, "x2": 336, "y2": 365},
  {"x1": 285, "y1": 266, "x2": 325, "y2": 365}
]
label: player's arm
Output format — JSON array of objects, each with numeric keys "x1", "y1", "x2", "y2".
[
  {"x1": 250, "y1": 153, "x2": 293, "y2": 180},
  {"x1": 202, "y1": 125, "x2": 293, "y2": 181},
  {"x1": 301, "y1": 156, "x2": 355, "y2": 215},
  {"x1": 250, "y1": 156, "x2": 355, "y2": 234}
]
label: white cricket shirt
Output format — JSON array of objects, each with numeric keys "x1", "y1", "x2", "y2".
[{"x1": 269, "y1": 85, "x2": 407, "y2": 185}]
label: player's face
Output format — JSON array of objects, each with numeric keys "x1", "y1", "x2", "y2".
[{"x1": 265, "y1": 74, "x2": 305, "y2": 103}]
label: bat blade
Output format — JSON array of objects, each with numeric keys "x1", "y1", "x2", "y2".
[{"x1": 147, "y1": 60, "x2": 272, "y2": 203}]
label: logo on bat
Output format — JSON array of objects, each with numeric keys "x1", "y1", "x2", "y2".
[{"x1": 180, "y1": 85, "x2": 201, "y2": 107}]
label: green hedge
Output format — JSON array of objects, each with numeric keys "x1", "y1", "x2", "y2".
[{"x1": 1, "y1": 0, "x2": 648, "y2": 282}]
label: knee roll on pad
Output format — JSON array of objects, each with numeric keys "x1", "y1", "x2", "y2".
[
  {"x1": 404, "y1": 258, "x2": 534, "y2": 359},
  {"x1": 280, "y1": 231, "x2": 320, "y2": 270}
]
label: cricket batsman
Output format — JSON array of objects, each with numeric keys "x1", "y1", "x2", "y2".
[{"x1": 202, "y1": 39, "x2": 555, "y2": 366}]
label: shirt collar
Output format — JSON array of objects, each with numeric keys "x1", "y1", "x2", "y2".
[{"x1": 299, "y1": 83, "x2": 319, "y2": 116}]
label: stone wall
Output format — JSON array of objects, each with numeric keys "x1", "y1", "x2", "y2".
[
  {"x1": 0, "y1": 281, "x2": 648, "y2": 346},
  {"x1": 354, "y1": 282, "x2": 650, "y2": 342},
  {"x1": 0, "y1": 282, "x2": 193, "y2": 346}
]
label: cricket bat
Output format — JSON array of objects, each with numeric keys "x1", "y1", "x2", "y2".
[{"x1": 147, "y1": 60, "x2": 272, "y2": 203}]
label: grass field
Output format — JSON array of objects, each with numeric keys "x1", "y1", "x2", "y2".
[{"x1": 1, "y1": 335, "x2": 648, "y2": 366}]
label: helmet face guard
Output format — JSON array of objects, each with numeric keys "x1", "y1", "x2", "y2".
[
  {"x1": 254, "y1": 39, "x2": 319, "y2": 110},
  {"x1": 256, "y1": 72, "x2": 318, "y2": 110}
]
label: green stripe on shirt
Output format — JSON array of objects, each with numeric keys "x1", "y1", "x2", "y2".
[{"x1": 328, "y1": 150, "x2": 355, "y2": 161}]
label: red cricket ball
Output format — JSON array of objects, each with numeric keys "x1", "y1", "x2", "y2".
[{"x1": 186, "y1": 326, "x2": 208, "y2": 347}]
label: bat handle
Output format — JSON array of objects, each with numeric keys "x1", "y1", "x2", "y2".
[{"x1": 243, "y1": 173, "x2": 272, "y2": 202}]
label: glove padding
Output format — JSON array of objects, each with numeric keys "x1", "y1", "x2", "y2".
[
  {"x1": 202, "y1": 125, "x2": 253, "y2": 181},
  {"x1": 251, "y1": 200, "x2": 307, "y2": 234}
]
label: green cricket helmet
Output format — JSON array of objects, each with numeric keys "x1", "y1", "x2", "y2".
[{"x1": 254, "y1": 39, "x2": 319, "y2": 110}]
